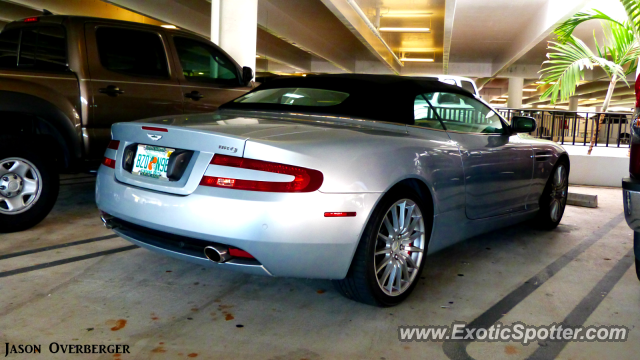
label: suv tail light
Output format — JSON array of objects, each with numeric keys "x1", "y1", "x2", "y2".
[
  {"x1": 631, "y1": 113, "x2": 640, "y2": 178},
  {"x1": 200, "y1": 154, "x2": 323, "y2": 192}
]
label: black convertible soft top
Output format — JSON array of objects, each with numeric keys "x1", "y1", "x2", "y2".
[{"x1": 220, "y1": 74, "x2": 475, "y2": 125}]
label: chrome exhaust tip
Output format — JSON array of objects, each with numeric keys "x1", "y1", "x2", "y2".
[
  {"x1": 204, "y1": 245, "x2": 232, "y2": 263},
  {"x1": 100, "y1": 212, "x2": 117, "y2": 229}
]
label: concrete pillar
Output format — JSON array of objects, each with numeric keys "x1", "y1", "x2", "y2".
[
  {"x1": 211, "y1": 0, "x2": 257, "y2": 72},
  {"x1": 569, "y1": 96, "x2": 579, "y2": 111},
  {"x1": 507, "y1": 78, "x2": 523, "y2": 109}
]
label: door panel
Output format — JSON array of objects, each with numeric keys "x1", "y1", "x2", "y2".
[
  {"x1": 419, "y1": 91, "x2": 533, "y2": 219},
  {"x1": 170, "y1": 35, "x2": 250, "y2": 113},
  {"x1": 84, "y1": 23, "x2": 183, "y2": 159},
  {"x1": 448, "y1": 133, "x2": 533, "y2": 219}
]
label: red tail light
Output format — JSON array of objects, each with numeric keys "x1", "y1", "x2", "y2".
[
  {"x1": 200, "y1": 154, "x2": 323, "y2": 192},
  {"x1": 107, "y1": 140, "x2": 120, "y2": 150},
  {"x1": 102, "y1": 157, "x2": 116, "y2": 169},
  {"x1": 229, "y1": 247, "x2": 255, "y2": 259},
  {"x1": 24, "y1": 17, "x2": 39, "y2": 23}
]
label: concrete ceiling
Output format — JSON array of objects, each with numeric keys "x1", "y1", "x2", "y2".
[{"x1": 0, "y1": 0, "x2": 635, "y2": 110}]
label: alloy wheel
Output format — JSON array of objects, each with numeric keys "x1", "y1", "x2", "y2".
[
  {"x1": 549, "y1": 164, "x2": 568, "y2": 223},
  {"x1": 0, "y1": 158, "x2": 43, "y2": 215},
  {"x1": 374, "y1": 199, "x2": 425, "y2": 296}
]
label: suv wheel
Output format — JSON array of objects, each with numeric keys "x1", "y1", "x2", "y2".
[{"x1": 0, "y1": 148, "x2": 59, "y2": 233}]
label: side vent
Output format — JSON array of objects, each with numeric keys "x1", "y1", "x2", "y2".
[{"x1": 535, "y1": 151, "x2": 553, "y2": 162}]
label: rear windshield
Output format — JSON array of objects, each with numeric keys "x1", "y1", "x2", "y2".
[{"x1": 234, "y1": 88, "x2": 350, "y2": 107}]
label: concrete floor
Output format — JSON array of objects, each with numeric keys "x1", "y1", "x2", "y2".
[{"x1": 0, "y1": 176, "x2": 638, "y2": 360}]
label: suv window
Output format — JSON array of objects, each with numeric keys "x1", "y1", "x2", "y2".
[
  {"x1": 0, "y1": 27, "x2": 67, "y2": 71},
  {"x1": 96, "y1": 27, "x2": 168, "y2": 78},
  {"x1": 461, "y1": 80, "x2": 476, "y2": 94},
  {"x1": 174, "y1": 37, "x2": 239, "y2": 85},
  {"x1": 422, "y1": 92, "x2": 503, "y2": 134},
  {"x1": 0, "y1": 29, "x2": 20, "y2": 68}
]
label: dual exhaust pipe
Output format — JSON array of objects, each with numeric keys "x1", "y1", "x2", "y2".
[
  {"x1": 101, "y1": 212, "x2": 232, "y2": 264},
  {"x1": 204, "y1": 245, "x2": 232, "y2": 263}
]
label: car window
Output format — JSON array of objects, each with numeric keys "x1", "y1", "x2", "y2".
[
  {"x1": 0, "y1": 29, "x2": 19, "y2": 68},
  {"x1": 234, "y1": 88, "x2": 349, "y2": 106},
  {"x1": 173, "y1": 37, "x2": 239, "y2": 85},
  {"x1": 461, "y1": 80, "x2": 476, "y2": 94},
  {"x1": 96, "y1": 27, "x2": 168, "y2": 78},
  {"x1": 422, "y1": 92, "x2": 504, "y2": 134},
  {"x1": 0, "y1": 27, "x2": 67, "y2": 71},
  {"x1": 414, "y1": 95, "x2": 445, "y2": 130}
]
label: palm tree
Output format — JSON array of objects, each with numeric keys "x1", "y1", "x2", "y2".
[{"x1": 539, "y1": 21, "x2": 640, "y2": 154}]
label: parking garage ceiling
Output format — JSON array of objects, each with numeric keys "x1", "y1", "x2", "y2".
[{"x1": 0, "y1": 0, "x2": 635, "y2": 109}]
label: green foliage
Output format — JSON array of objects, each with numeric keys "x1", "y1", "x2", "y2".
[
  {"x1": 539, "y1": 1, "x2": 640, "y2": 105},
  {"x1": 539, "y1": 35, "x2": 626, "y2": 104}
]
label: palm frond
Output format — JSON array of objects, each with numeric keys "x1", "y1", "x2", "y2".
[
  {"x1": 620, "y1": 0, "x2": 640, "y2": 40},
  {"x1": 602, "y1": 21, "x2": 640, "y2": 79},
  {"x1": 539, "y1": 37, "x2": 626, "y2": 104},
  {"x1": 555, "y1": 10, "x2": 624, "y2": 43}
]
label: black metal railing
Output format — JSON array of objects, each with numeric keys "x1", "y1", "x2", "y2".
[{"x1": 498, "y1": 108, "x2": 633, "y2": 148}]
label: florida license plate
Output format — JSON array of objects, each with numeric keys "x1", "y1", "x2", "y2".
[{"x1": 132, "y1": 144, "x2": 174, "y2": 180}]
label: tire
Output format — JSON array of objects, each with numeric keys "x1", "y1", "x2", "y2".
[
  {"x1": 635, "y1": 232, "x2": 640, "y2": 281},
  {"x1": 0, "y1": 145, "x2": 59, "y2": 233},
  {"x1": 535, "y1": 158, "x2": 569, "y2": 230},
  {"x1": 333, "y1": 186, "x2": 432, "y2": 307}
]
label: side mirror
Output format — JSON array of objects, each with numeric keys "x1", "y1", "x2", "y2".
[
  {"x1": 511, "y1": 116, "x2": 537, "y2": 133},
  {"x1": 242, "y1": 66, "x2": 254, "y2": 86}
]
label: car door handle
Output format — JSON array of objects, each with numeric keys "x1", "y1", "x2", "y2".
[
  {"x1": 98, "y1": 85, "x2": 125, "y2": 97},
  {"x1": 185, "y1": 91, "x2": 204, "y2": 101}
]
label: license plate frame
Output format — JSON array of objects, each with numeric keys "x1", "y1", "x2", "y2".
[{"x1": 131, "y1": 144, "x2": 175, "y2": 181}]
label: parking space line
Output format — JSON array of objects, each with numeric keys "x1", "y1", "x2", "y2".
[
  {"x1": 527, "y1": 248, "x2": 635, "y2": 359},
  {"x1": 60, "y1": 181, "x2": 96, "y2": 186},
  {"x1": 442, "y1": 212, "x2": 624, "y2": 360},
  {"x1": 0, "y1": 234, "x2": 119, "y2": 261},
  {"x1": 0, "y1": 245, "x2": 138, "y2": 279}
]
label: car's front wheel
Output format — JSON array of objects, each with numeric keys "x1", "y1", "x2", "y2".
[
  {"x1": 333, "y1": 187, "x2": 431, "y2": 306},
  {"x1": 0, "y1": 148, "x2": 58, "y2": 233},
  {"x1": 535, "y1": 159, "x2": 569, "y2": 230},
  {"x1": 635, "y1": 232, "x2": 640, "y2": 281}
]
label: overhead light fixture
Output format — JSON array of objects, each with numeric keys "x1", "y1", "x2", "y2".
[
  {"x1": 400, "y1": 58, "x2": 434, "y2": 62},
  {"x1": 501, "y1": 95, "x2": 509, "y2": 98},
  {"x1": 381, "y1": 13, "x2": 432, "y2": 18},
  {"x1": 589, "y1": 98, "x2": 598, "y2": 101},
  {"x1": 522, "y1": 89, "x2": 538, "y2": 92},
  {"x1": 492, "y1": 98, "x2": 507, "y2": 102},
  {"x1": 379, "y1": 27, "x2": 430, "y2": 33},
  {"x1": 161, "y1": 25, "x2": 178, "y2": 29},
  {"x1": 535, "y1": 81, "x2": 545, "y2": 84}
]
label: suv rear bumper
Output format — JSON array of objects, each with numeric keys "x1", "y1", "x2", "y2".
[{"x1": 622, "y1": 177, "x2": 640, "y2": 261}]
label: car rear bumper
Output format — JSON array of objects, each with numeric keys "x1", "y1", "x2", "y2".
[
  {"x1": 622, "y1": 177, "x2": 640, "y2": 260},
  {"x1": 96, "y1": 164, "x2": 380, "y2": 279}
]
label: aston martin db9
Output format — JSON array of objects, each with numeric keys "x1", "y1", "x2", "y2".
[{"x1": 96, "y1": 74, "x2": 569, "y2": 306}]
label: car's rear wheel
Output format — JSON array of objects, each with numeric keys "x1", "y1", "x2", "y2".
[
  {"x1": 0, "y1": 147, "x2": 58, "y2": 233},
  {"x1": 333, "y1": 187, "x2": 430, "y2": 306},
  {"x1": 535, "y1": 159, "x2": 569, "y2": 230}
]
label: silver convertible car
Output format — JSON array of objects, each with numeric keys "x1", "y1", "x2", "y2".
[{"x1": 96, "y1": 75, "x2": 569, "y2": 306}]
